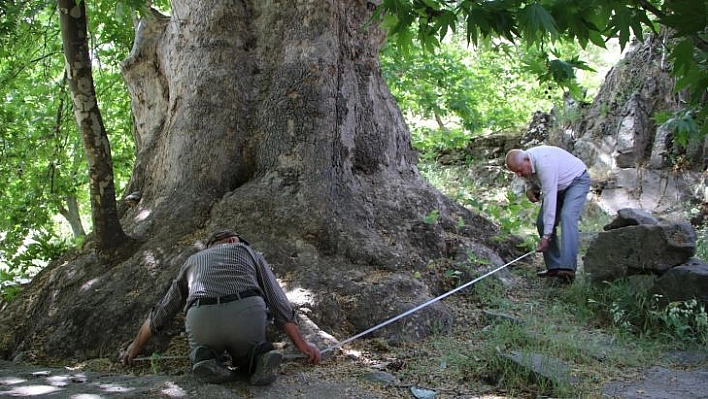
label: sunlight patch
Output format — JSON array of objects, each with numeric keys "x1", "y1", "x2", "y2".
[
  {"x1": 1, "y1": 384, "x2": 62, "y2": 395},
  {"x1": 160, "y1": 381, "x2": 187, "y2": 397},
  {"x1": 142, "y1": 251, "x2": 158, "y2": 273},
  {"x1": 0, "y1": 376, "x2": 26, "y2": 384},
  {"x1": 285, "y1": 286, "x2": 314, "y2": 306},
  {"x1": 99, "y1": 383, "x2": 135, "y2": 393},
  {"x1": 135, "y1": 208, "x2": 151, "y2": 222},
  {"x1": 80, "y1": 278, "x2": 101, "y2": 292}
]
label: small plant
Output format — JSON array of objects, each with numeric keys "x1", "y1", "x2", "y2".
[
  {"x1": 149, "y1": 352, "x2": 161, "y2": 374},
  {"x1": 456, "y1": 217, "x2": 465, "y2": 230},
  {"x1": 467, "y1": 251, "x2": 490, "y2": 265},
  {"x1": 442, "y1": 268, "x2": 462, "y2": 288},
  {"x1": 695, "y1": 225, "x2": 708, "y2": 261},
  {"x1": 0, "y1": 269, "x2": 26, "y2": 303},
  {"x1": 648, "y1": 297, "x2": 708, "y2": 346},
  {"x1": 423, "y1": 209, "x2": 440, "y2": 225}
]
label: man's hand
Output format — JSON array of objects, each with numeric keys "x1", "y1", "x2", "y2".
[
  {"x1": 119, "y1": 343, "x2": 138, "y2": 366},
  {"x1": 526, "y1": 188, "x2": 541, "y2": 203},
  {"x1": 536, "y1": 237, "x2": 550, "y2": 252},
  {"x1": 300, "y1": 342, "x2": 322, "y2": 364},
  {"x1": 119, "y1": 318, "x2": 153, "y2": 366},
  {"x1": 284, "y1": 322, "x2": 322, "y2": 364}
]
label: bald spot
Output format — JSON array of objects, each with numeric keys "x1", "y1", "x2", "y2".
[{"x1": 505, "y1": 149, "x2": 525, "y2": 169}]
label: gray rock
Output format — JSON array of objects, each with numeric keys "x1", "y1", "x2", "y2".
[
  {"x1": 648, "y1": 258, "x2": 708, "y2": 308},
  {"x1": 362, "y1": 370, "x2": 397, "y2": 386},
  {"x1": 603, "y1": 366, "x2": 708, "y2": 399},
  {"x1": 583, "y1": 223, "x2": 696, "y2": 282},
  {"x1": 499, "y1": 351, "x2": 580, "y2": 390},
  {"x1": 481, "y1": 310, "x2": 523, "y2": 325},
  {"x1": 603, "y1": 208, "x2": 659, "y2": 230}
]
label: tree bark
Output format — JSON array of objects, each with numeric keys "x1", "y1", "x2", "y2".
[
  {"x1": 57, "y1": 0, "x2": 130, "y2": 260},
  {"x1": 58, "y1": 195, "x2": 86, "y2": 238},
  {"x1": 0, "y1": 0, "x2": 515, "y2": 362}
]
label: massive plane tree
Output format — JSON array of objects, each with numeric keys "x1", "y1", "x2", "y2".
[{"x1": 1, "y1": 0, "x2": 704, "y2": 361}]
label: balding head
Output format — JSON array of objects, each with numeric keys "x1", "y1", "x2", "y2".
[
  {"x1": 505, "y1": 149, "x2": 532, "y2": 178},
  {"x1": 505, "y1": 149, "x2": 526, "y2": 169}
]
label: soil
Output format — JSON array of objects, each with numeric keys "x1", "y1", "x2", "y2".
[{"x1": 2, "y1": 261, "x2": 707, "y2": 398}]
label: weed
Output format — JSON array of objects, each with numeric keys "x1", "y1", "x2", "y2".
[
  {"x1": 146, "y1": 353, "x2": 159, "y2": 374},
  {"x1": 648, "y1": 297, "x2": 708, "y2": 346},
  {"x1": 423, "y1": 209, "x2": 440, "y2": 225}
]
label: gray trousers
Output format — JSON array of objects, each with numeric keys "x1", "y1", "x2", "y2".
[
  {"x1": 185, "y1": 295, "x2": 267, "y2": 370},
  {"x1": 536, "y1": 171, "x2": 590, "y2": 271}
]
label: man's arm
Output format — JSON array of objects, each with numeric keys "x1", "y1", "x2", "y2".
[
  {"x1": 120, "y1": 317, "x2": 153, "y2": 365},
  {"x1": 283, "y1": 322, "x2": 321, "y2": 364}
]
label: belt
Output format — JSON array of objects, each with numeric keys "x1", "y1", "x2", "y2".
[{"x1": 187, "y1": 289, "x2": 260, "y2": 310}]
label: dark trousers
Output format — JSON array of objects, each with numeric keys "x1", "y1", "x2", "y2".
[{"x1": 185, "y1": 295, "x2": 267, "y2": 371}]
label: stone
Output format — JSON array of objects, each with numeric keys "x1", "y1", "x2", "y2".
[
  {"x1": 648, "y1": 258, "x2": 708, "y2": 308},
  {"x1": 499, "y1": 351, "x2": 580, "y2": 390},
  {"x1": 603, "y1": 208, "x2": 658, "y2": 230},
  {"x1": 583, "y1": 222, "x2": 696, "y2": 282}
]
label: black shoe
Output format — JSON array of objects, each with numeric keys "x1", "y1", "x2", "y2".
[
  {"x1": 249, "y1": 350, "x2": 282, "y2": 386},
  {"x1": 192, "y1": 358, "x2": 235, "y2": 384}
]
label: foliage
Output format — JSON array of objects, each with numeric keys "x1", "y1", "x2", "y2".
[
  {"x1": 0, "y1": 0, "x2": 138, "y2": 275},
  {"x1": 378, "y1": 0, "x2": 708, "y2": 136},
  {"x1": 648, "y1": 297, "x2": 708, "y2": 345},
  {"x1": 479, "y1": 192, "x2": 538, "y2": 250},
  {"x1": 584, "y1": 277, "x2": 708, "y2": 347},
  {"x1": 380, "y1": 35, "x2": 555, "y2": 157},
  {"x1": 696, "y1": 225, "x2": 708, "y2": 261}
]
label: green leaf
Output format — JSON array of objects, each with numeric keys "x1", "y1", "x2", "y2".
[
  {"x1": 609, "y1": 6, "x2": 632, "y2": 50},
  {"x1": 548, "y1": 58, "x2": 575, "y2": 83},
  {"x1": 661, "y1": 0, "x2": 708, "y2": 37},
  {"x1": 420, "y1": 0, "x2": 440, "y2": 10},
  {"x1": 670, "y1": 39, "x2": 695, "y2": 76},
  {"x1": 518, "y1": 2, "x2": 559, "y2": 45}
]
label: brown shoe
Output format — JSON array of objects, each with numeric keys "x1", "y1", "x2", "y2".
[{"x1": 537, "y1": 268, "x2": 575, "y2": 278}]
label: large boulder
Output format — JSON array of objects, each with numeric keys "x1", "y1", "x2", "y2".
[{"x1": 583, "y1": 210, "x2": 696, "y2": 282}]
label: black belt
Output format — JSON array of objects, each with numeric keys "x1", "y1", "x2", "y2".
[{"x1": 187, "y1": 289, "x2": 260, "y2": 310}]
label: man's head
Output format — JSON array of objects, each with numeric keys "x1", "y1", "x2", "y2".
[
  {"x1": 205, "y1": 228, "x2": 250, "y2": 248},
  {"x1": 505, "y1": 149, "x2": 532, "y2": 178}
]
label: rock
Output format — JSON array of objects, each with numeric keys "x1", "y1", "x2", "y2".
[
  {"x1": 603, "y1": 366, "x2": 708, "y2": 399},
  {"x1": 362, "y1": 370, "x2": 397, "y2": 386},
  {"x1": 603, "y1": 208, "x2": 659, "y2": 230},
  {"x1": 583, "y1": 222, "x2": 696, "y2": 282},
  {"x1": 498, "y1": 351, "x2": 580, "y2": 391},
  {"x1": 481, "y1": 310, "x2": 523, "y2": 325},
  {"x1": 648, "y1": 258, "x2": 708, "y2": 308}
]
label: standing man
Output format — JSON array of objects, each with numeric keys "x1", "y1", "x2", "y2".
[
  {"x1": 120, "y1": 228, "x2": 321, "y2": 385},
  {"x1": 505, "y1": 146, "x2": 590, "y2": 282}
]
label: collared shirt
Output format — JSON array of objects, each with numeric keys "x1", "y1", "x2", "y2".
[
  {"x1": 526, "y1": 146, "x2": 587, "y2": 235},
  {"x1": 149, "y1": 243, "x2": 296, "y2": 333}
]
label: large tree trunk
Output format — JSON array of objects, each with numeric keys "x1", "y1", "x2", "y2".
[
  {"x1": 0, "y1": 0, "x2": 517, "y2": 362},
  {"x1": 57, "y1": 0, "x2": 130, "y2": 259}
]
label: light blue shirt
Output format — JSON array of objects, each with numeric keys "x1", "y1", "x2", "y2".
[{"x1": 526, "y1": 146, "x2": 587, "y2": 236}]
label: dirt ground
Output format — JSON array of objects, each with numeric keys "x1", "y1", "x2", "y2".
[{"x1": 2, "y1": 262, "x2": 707, "y2": 398}]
